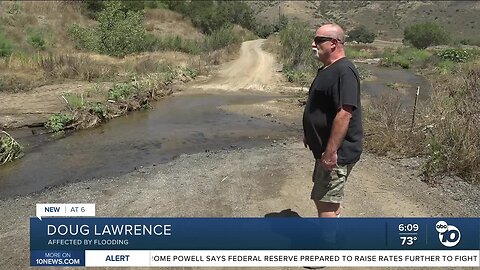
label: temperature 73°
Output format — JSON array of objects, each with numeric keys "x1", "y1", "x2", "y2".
[{"x1": 400, "y1": 236, "x2": 417, "y2": 246}]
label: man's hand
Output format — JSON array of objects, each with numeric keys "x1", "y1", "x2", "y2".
[{"x1": 321, "y1": 151, "x2": 337, "y2": 171}]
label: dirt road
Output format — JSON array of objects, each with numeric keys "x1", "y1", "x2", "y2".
[
  {"x1": 0, "y1": 39, "x2": 478, "y2": 270},
  {"x1": 193, "y1": 39, "x2": 283, "y2": 92}
]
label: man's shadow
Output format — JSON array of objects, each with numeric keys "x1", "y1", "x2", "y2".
[{"x1": 264, "y1": 208, "x2": 302, "y2": 218}]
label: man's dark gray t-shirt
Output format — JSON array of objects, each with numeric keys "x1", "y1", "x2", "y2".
[{"x1": 302, "y1": 57, "x2": 363, "y2": 165}]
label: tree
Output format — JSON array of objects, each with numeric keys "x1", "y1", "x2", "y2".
[
  {"x1": 347, "y1": 25, "x2": 375, "y2": 43},
  {"x1": 404, "y1": 22, "x2": 450, "y2": 49}
]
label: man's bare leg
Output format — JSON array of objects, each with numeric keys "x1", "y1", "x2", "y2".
[
  {"x1": 304, "y1": 201, "x2": 338, "y2": 269},
  {"x1": 314, "y1": 200, "x2": 340, "y2": 217}
]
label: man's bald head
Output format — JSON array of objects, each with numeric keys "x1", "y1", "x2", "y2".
[
  {"x1": 312, "y1": 23, "x2": 347, "y2": 65},
  {"x1": 316, "y1": 23, "x2": 345, "y2": 44}
]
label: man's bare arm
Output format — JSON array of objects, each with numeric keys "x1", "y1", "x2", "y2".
[
  {"x1": 326, "y1": 105, "x2": 353, "y2": 154},
  {"x1": 321, "y1": 105, "x2": 353, "y2": 170}
]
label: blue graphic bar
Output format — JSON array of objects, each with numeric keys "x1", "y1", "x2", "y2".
[{"x1": 30, "y1": 218, "x2": 479, "y2": 251}]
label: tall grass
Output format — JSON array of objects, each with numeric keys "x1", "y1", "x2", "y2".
[
  {"x1": 380, "y1": 47, "x2": 432, "y2": 69},
  {"x1": 145, "y1": 34, "x2": 202, "y2": 55},
  {"x1": 38, "y1": 54, "x2": 117, "y2": 81},
  {"x1": 345, "y1": 45, "x2": 380, "y2": 59},
  {"x1": 424, "y1": 61, "x2": 480, "y2": 183},
  {"x1": 0, "y1": 52, "x2": 120, "y2": 92},
  {"x1": 363, "y1": 92, "x2": 427, "y2": 157},
  {"x1": 363, "y1": 60, "x2": 480, "y2": 183}
]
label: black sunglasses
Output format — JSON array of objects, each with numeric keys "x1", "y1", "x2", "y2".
[{"x1": 314, "y1": 36, "x2": 343, "y2": 45}]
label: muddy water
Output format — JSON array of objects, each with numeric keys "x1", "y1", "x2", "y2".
[
  {"x1": 0, "y1": 93, "x2": 299, "y2": 199},
  {"x1": 358, "y1": 63, "x2": 432, "y2": 106}
]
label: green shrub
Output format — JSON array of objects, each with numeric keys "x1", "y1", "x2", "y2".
[
  {"x1": 165, "y1": 1, "x2": 258, "y2": 35},
  {"x1": 435, "y1": 48, "x2": 472, "y2": 63},
  {"x1": 161, "y1": 68, "x2": 178, "y2": 84},
  {"x1": 255, "y1": 24, "x2": 275, "y2": 39},
  {"x1": 345, "y1": 46, "x2": 374, "y2": 59},
  {"x1": 284, "y1": 68, "x2": 307, "y2": 84},
  {"x1": 97, "y1": 1, "x2": 147, "y2": 57},
  {"x1": 180, "y1": 66, "x2": 198, "y2": 79},
  {"x1": 68, "y1": 24, "x2": 99, "y2": 51},
  {"x1": 70, "y1": 1, "x2": 147, "y2": 57},
  {"x1": 189, "y1": 1, "x2": 229, "y2": 34},
  {"x1": 0, "y1": 131, "x2": 24, "y2": 165},
  {"x1": 356, "y1": 65, "x2": 372, "y2": 80},
  {"x1": 7, "y1": 2, "x2": 21, "y2": 15},
  {"x1": 0, "y1": 29, "x2": 13, "y2": 57},
  {"x1": 88, "y1": 102, "x2": 108, "y2": 119},
  {"x1": 63, "y1": 94, "x2": 108, "y2": 120},
  {"x1": 108, "y1": 83, "x2": 136, "y2": 101},
  {"x1": 45, "y1": 113, "x2": 75, "y2": 133},
  {"x1": 279, "y1": 20, "x2": 317, "y2": 71},
  {"x1": 437, "y1": 60, "x2": 456, "y2": 74},
  {"x1": 347, "y1": 25, "x2": 376, "y2": 43},
  {"x1": 145, "y1": 34, "x2": 202, "y2": 54},
  {"x1": 26, "y1": 29, "x2": 47, "y2": 50},
  {"x1": 380, "y1": 49, "x2": 401, "y2": 67},
  {"x1": 397, "y1": 59, "x2": 410, "y2": 69},
  {"x1": 217, "y1": 1, "x2": 256, "y2": 32},
  {"x1": 203, "y1": 25, "x2": 240, "y2": 52},
  {"x1": 403, "y1": 22, "x2": 450, "y2": 49},
  {"x1": 380, "y1": 47, "x2": 433, "y2": 69}
]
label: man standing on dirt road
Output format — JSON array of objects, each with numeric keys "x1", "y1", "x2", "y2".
[{"x1": 303, "y1": 23, "x2": 363, "y2": 218}]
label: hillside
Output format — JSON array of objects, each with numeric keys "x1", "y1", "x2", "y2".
[
  {"x1": 0, "y1": 1, "x2": 203, "y2": 54},
  {"x1": 248, "y1": 1, "x2": 480, "y2": 41}
]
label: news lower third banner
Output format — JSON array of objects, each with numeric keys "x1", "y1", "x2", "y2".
[{"x1": 30, "y1": 218, "x2": 480, "y2": 267}]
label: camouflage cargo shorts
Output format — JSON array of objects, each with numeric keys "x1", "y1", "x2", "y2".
[{"x1": 311, "y1": 160, "x2": 355, "y2": 203}]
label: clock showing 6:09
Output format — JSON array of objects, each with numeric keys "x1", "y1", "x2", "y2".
[{"x1": 398, "y1": 223, "x2": 419, "y2": 232}]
